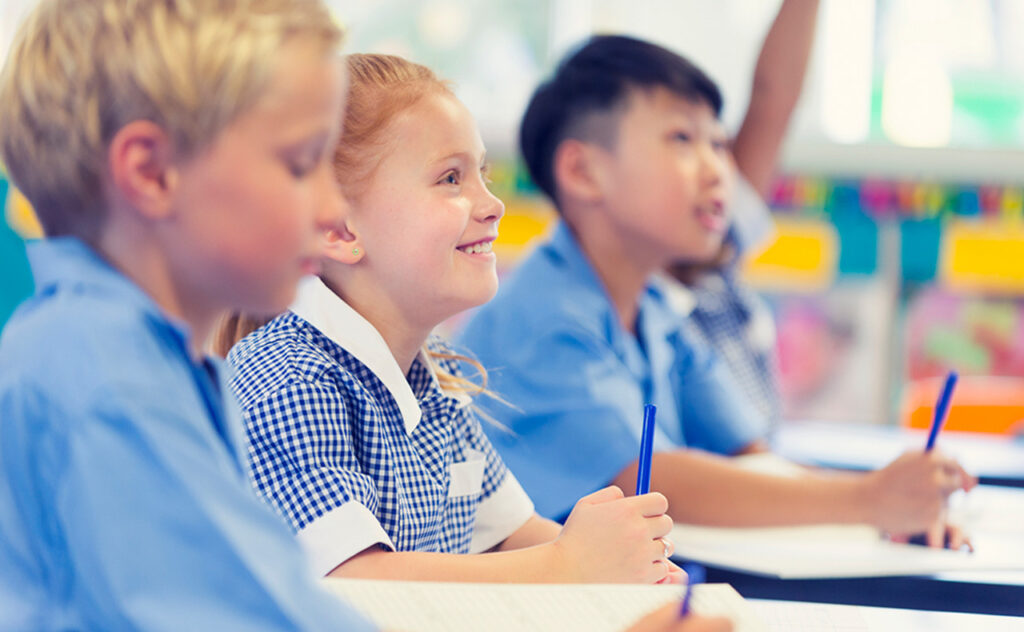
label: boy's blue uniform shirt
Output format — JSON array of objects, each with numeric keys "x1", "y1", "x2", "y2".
[
  {"x1": 0, "y1": 238, "x2": 373, "y2": 631},
  {"x1": 227, "y1": 278, "x2": 534, "y2": 576},
  {"x1": 458, "y1": 221, "x2": 768, "y2": 520}
]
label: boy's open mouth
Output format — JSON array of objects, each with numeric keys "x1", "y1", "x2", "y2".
[{"x1": 696, "y1": 204, "x2": 728, "y2": 233}]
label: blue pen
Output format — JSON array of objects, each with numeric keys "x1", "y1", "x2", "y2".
[
  {"x1": 679, "y1": 563, "x2": 705, "y2": 617},
  {"x1": 908, "y1": 370, "x2": 960, "y2": 549},
  {"x1": 636, "y1": 404, "x2": 657, "y2": 495},
  {"x1": 926, "y1": 371, "x2": 959, "y2": 452}
]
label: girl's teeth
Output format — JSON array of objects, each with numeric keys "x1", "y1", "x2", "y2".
[{"x1": 461, "y1": 242, "x2": 493, "y2": 254}]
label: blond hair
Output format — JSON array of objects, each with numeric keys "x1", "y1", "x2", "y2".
[
  {"x1": 215, "y1": 54, "x2": 489, "y2": 396},
  {"x1": 333, "y1": 53, "x2": 452, "y2": 202},
  {"x1": 0, "y1": 0, "x2": 342, "y2": 244}
]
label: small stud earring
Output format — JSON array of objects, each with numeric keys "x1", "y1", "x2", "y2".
[{"x1": 352, "y1": 247, "x2": 360, "y2": 256}]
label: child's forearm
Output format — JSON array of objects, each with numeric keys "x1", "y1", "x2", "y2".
[
  {"x1": 326, "y1": 541, "x2": 578, "y2": 584},
  {"x1": 616, "y1": 448, "x2": 968, "y2": 532},
  {"x1": 329, "y1": 491, "x2": 679, "y2": 585},
  {"x1": 614, "y1": 449, "x2": 872, "y2": 527},
  {"x1": 732, "y1": 0, "x2": 821, "y2": 196},
  {"x1": 748, "y1": 0, "x2": 821, "y2": 115},
  {"x1": 492, "y1": 514, "x2": 562, "y2": 552}
]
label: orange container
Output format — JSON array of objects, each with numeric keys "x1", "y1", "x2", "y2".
[{"x1": 901, "y1": 376, "x2": 1024, "y2": 435}]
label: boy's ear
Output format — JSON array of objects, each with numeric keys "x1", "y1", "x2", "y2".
[
  {"x1": 107, "y1": 121, "x2": 178, "y2": 221},
  {"x1": 322, "y1": 220, "x2": 364, "y2": 264},
  {"x1": 552, "y1": 139, "x2": 606, "y2": 205}
]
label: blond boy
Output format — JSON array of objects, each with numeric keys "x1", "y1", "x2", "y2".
[{"x1": 0, "y1": 0, "x2": 374, "y2": 628}]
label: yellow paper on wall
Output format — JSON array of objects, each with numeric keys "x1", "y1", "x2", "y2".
[
  {"x1": 741, "y1": 218, "x2": 838, "y2": 292},
  {"x1": 942, "y1": 221, "x2": 1024, "y2": 293}
]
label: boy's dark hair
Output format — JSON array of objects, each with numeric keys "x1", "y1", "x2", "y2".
[{"x1": 520, "y1": 34, "x2": 723, "y2": 207}]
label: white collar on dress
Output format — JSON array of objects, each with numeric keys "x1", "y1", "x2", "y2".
[
  {"x1": 290, "y1": 276, "x2": 423, "y2": 434},
  {"x1": 652, "y1": 272, "x2": 698, "y2": 318}
]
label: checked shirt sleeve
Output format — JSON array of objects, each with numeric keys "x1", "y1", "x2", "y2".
[{"x1": 243, "y1": 379, "x2": 393, "y2": 576}]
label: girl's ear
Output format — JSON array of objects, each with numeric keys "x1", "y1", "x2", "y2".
[{"x1": 323, "y1": 220, "x2": 364, "y2": 264}]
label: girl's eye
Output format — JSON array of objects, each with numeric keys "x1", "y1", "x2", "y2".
[
  {"x1": 440, "y1": 170, "x2": 461, "y2": 186},
  {"x1": 712, "y1": 139, "x2": 729, "y2": 152},
  {"x1": 672, "y1": 131, "x2": 692, "y2": 143},
  {"x1": 481, "y1": 164, "x2": 492, "y2": 184},
  {"x1": 288, "y1": 160, "x2": 316, "y2": 179}
]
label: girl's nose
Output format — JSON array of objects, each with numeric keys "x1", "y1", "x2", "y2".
[{"x1": 475, "y1": 188, "x2": 505, "y2": 224}]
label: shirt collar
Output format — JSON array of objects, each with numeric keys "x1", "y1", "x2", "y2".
[
  {"x1": 546, "y1": 220, "x2": 684, "y2": 347},
  {"x1": 653, "y1": 273, "x2": 698, "y2": 318},
  {"x1": 546, "y1": 221, "x2": 622, "y2": 341},
  {"x1": 546, "y1": 224, "x2": 686, "y2": 443},
  {"x1": 547, "y1": 221, "x2": 608, "y2": 292},
  {"x1": 289, "y1": 276, "x2": 423, "y2": 434},
  {"x1": 27, "y1": 237, "x2": 244, "y2": 455},
  {"x1": 27, "y1": 236, "x2": 194, "y2": 349}
]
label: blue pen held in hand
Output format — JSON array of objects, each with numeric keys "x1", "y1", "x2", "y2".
[
  {"x1": 636, "y1": 404, "x2": 657, "y2": 495},
  {"x1": 908, "y1": 370, "x2": 960, "y2": 548},
  {"x1": 679, "y1": 563, "x2": 706, "y2": 617},
  {"x1": 926, "y1": 371, "x2": 959, "y2": 452}
]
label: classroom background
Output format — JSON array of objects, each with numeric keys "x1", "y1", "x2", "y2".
[{"x1": 2, "y1": 0, "x2": 1023, "y2": 434}]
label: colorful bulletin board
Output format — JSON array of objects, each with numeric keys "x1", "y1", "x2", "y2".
[
  {"x1": 487, "y1": 166, "x2": 1024, "y2": 431},
  {"x1": 0, "y1": 171, "x2": 34, "y2": 331}
]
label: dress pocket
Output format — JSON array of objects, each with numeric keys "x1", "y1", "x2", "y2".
[{"x1": 448, "y1": 448, "x2": 485, "y2": 498}]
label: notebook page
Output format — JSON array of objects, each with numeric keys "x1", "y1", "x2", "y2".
[
  {"x1": 751, "y1": 598, "x2": 1024, "y2": 632},
  {"x1": 670, "y1": 521, "x2": 1024, "y2": 578},
  {"x1": 323, "y1": 579, "x2": 768, "y2": 632},
  {"x1": 751, "y1": 600, "x2": 869, "y2": 632}
]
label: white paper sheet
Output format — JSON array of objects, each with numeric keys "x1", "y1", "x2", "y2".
[
  {"x1": 750, "y1": 599, "x2": 1024, "y2": 632},
  {"x1": 323, "y1": 578, "x2": 768, "y2": 632},
  {"x1": 670, "y1": 521, "x2": 1024, "y2": 579}
]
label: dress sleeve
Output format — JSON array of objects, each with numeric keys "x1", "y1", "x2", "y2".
[{"x1": 243, "y1": 378, "x2": 395, "y2": 576}]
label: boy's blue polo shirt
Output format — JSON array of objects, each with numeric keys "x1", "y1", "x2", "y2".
[
  {"x1": 458, "y1": 221, "x2": 768, "y2": 520},
  {"x1": 0, "y1": 238, "x2": 373, "y2": 631}
]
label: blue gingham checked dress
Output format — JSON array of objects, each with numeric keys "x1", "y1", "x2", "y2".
[
  {"x1": 226, "y1": 300, "x2": 532, "y2": 575},
  {"x1": 682, "y1": 269, "x2": 782, "y2": 430}
]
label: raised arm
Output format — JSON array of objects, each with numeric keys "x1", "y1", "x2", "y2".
[{"x1": 731, "y1": 0, "x2": 821, "y2": 197}]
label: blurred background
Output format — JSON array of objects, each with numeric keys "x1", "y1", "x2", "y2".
[{"x1": 2, "y1": 0, "x2": 1023, "y2": 432}]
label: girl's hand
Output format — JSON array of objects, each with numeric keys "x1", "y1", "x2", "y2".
[
  {"x1": 552, "y1": 486, "x2": 675, "y2": 584},
  {"x1": 657, "y1": 559, "x2": 687, "y2": 585}
]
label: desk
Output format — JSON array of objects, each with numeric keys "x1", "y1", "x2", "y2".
[
  {"x1": 750, "y1": 599, "x2": 1024, "y2": 631},
  {"x1": 674, "y1": 484, "x2": 1024, "y2": 616},
  {"x1": 704, "y1": 566, "x2": 1024, "y2": 616},
  {"x1": 773, "y1": 421, "x2": 1024, "y2": 487}
]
